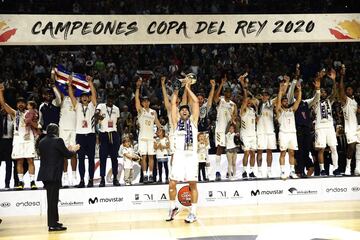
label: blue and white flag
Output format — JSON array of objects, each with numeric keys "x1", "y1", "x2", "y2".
[{"x1": 54, "y1": 64, "x2": 90, "y2": 97}]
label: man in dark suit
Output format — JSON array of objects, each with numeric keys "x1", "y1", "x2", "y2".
[{"x1": 37, "y1": 123, "x2": 79, "y2": 232}]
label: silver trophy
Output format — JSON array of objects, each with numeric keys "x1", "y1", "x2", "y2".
[{"x1": 178, "y1": 72, "x2": 197, "y2": 87}]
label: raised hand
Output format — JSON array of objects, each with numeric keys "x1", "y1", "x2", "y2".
[
  {"x1": 340, "y1": 64, "x2": 346, "y2": 76},
  {"x1": 314, "y1": 76, "x2": 321, "y2": 90},
  {"x1": 161, "y1": 76, "x2": 166, "y2": 85},
  {"x1": 210, "y1": 79, "x2": 216, "y2": 87},
  {"x1": 136, "y1": 77, "x2": 142, "y2": 89},
  {"x1": 86, "y1": 75, "x2": 93, "y2": 83},
  {"x1": 67, "y1": 75, "x2": 73, "y2": 85},
  {"x1": 0, "y1": 83, "x2": 4, "y2": 92},
  {"x1": 221, "y1": 74, "x2": 227, "y2": 85},
  {"x1": 283, "y1": 75, "x2": 290, "y2": 82},
  {"x1": 328, "y1": 68, "x2": 336, "y2": 81}
]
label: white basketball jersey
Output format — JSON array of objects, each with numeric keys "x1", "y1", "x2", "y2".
[
  {"x1": 59, "y1": 96, "x2": 76, "y2": 130},
  {"x1": 240, "y1": 107, "x2": 256, "y2": 137},
  {"x1": 13, "y1": 110, "x2": 34, "y2": 143},
  {"x1": 313, "y1": 99, "x2": 334, "y2": 129},
  {"x1": 138, "y1": 108, "x2": 156, "y2": 140},
  {"x1": 174, "y1": 118, "x2": 198, "y2": 152},
  {"x1": 257, "y1": 101, "x2": 275, "y2": 134},
  {"x1": 342, "y1": 96, "x2": 358, "y2": 134},
  {"x1": 279, "y1": 108, "x2": 296, "y2": 133},
  {"x1": 215, "y1": 96, "x2": 235, "y2": 132}
]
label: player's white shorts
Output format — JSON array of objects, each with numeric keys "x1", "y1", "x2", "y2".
[
  {"x1": 315, "y1": 127, "x2": 337, "y2": 148},
  {"x1": 215, "y1": 131, "x2": 226, "y2": 147},
  {"x1": 257, "y1": 133, "x2": 277, "y2": 150},
  {"x1": 12, "y1": 140, "x2": 36, "y2": 159},
  {"x1": 346, "y1": 131, "x2": 359, "y2": 144},
  {"x1": 169, "y1": 151, "x2": 198, "y2": 182},
  {"x1": 139, "y1": 139, "x2": 155, "y2": 155},
  {"x1": 241, "y1": 135, "x2": 257, "y2": 151},
  {"x1": 59, "y1": 129, "x2": 76, "y2": 146},
  {"x1": 279, "y1": 132, "x2": 298, "y2": 151}
]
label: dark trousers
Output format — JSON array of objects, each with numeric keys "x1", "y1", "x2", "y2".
[
  {"x1": 157, "y1": 160, "x2": 169, "y2": 181},
  {"x1": 76, "y1": 133, "x2": 96, "y2": 181},
  {"x1": 43, "y1": 181, "x2": 61, "y2": 227},
  {"x1": 0, "y1": 138, "x2": 19, "y2": 187},
  {"x1": 295, "y1": 127, "x2": 314, "y2": 174},
  {"x1": 99, "y1": 132, "x2": 119, "y2": 178},
  {"x1": 198, "y1": 162, "x2": 206, "y2": 181}
]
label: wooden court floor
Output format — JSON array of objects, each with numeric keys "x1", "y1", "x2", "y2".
[{"x1": 1, "y1": 201, "x2": 360, "y2": 240}]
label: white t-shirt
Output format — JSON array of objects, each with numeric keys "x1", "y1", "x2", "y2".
[
  {"x1": 123, "y1": 146, "x2": 136, "y2": 169},
  {"x1": 226, "y1": 132, "x2": 237, "y2": 150},
  {"x1": 75, "y1": 102, "x2": 96, "y2": 134},
  {"x1": 96, "y1": 103, "x2": 120, "y2": 133},
  {"x1": 138, "y1": 108, "x2": 156, "y2": 140},
  {"x1": 257, "y1": 101, "x2": 275, "y2": 135},
  {"x1": 342, "y1": 96, "x2": 358, "y2": 134},
  {"x1": 240, "y1": 107, "x2": 256, "y2": 137},
  {"x1": 215, "y1": 96, "x2": 235, "y2": 132},
  {"x1": 197, "y1": 142, "x2": 210, "y2": 163},
  {"x1": 279, "y1": 108, "x2": 296, "y2": 133},
  {"x1": 314, "y1": 99, "x2": 334, "y2": 130},
  {"x1": 59, "y1": 96, "x2": 76, "y2": 131},
  {"x1": 155, "y1": 137, "x2": 169, "y2": 158}
]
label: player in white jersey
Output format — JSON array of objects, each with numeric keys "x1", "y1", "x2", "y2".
[
  {"x1": 0, "y1": 85, "x2": 38, "y2": 190},
  {"x1": 256, "y1": 89, "x2": 277, "y2": 178},
  {"x1": 338, "y1": 65, "x2": 360, "y2": 175},
  {"x1": 67, "y1": 75, "x2": 97, "y2": 188},
  {"x1": 275, "y1": 76, "x2": 302, "y2": 180},
  {"x1": 166, "y1": 79, "x2": 199, "y2": 223},
  {"x1": 239, "y1": 74, "x2": 258, "y2": 178},
  {"x1": 313, "y1": 69, "x2": 338, "y2": 176},
  {"x1": 58, "y1": 75, "x2": 77, "y2": 187},
  {"x1": 213, "y1": 75, "x2": 237, "y2": 181},
  {"x1": 135, "y1": 77, "x2": 162, "y2": 183}
]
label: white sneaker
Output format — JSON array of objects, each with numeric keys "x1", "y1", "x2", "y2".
[
  {"x1": 62, "y1": 176, "x2": 70, "y2": 188},
  {"x1": 345, "y1": 167, "x2": 351, "y2": 176},
  {"x1": 355, "y1": 168, "x2": 360, "y2": 176},
  {"x1": 280, "y1": 171, "x2": 287, "y2": 180},
  {"x1": 184, "y1": 213, "x2": 197, "y2": 223},
  {"x1": 166, "y1": 207, "x2": 179, "y2": 222},
  {"x1": 267, "y1": 170, "x2": 272, "y2": 178},
  {"x1": 289, "y1": 171, "x2": 299, "y2": 179},
  {"x1": 257, "y1": 171, "x2": 263, "y2": 178},
  {"x1": 230, "y1": 176, "x2": 237, "y2": 181}
]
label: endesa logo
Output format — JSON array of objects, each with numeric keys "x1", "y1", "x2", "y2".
[
  {"x1": 0, "y1": 202, "x2": 11, "y2": 208},
  {"x1": 326, "y1": 187, "x2": 347, "y2": 193},
  {"x1": 16, "y1": 201, "x2": 40, "y2": 207},
  {"x1": 251, "y1": 189, "x2": 283, "y2": 196}
]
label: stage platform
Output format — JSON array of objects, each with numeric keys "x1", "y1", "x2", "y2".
[{"x1": 1, "y1": 176, "x2": 359, "y2": 217}]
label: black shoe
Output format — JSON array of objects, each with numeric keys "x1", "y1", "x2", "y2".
[
  {"x1": 48, "y1": 226, "x2": 67, "y2": 232},
  {"x1": 56, "y1": 222, "x2": 63, "y2": 227},
  {"x1": 76, "y1": 181, "x2": 85, "y2": 188},
  {"x1": 15, "y1": 181, "x2": 24, "y2": 190},
  {"x1": 87, "y1": 179, "x2": 94, "y2": 188},
  {"x1": 226, "y1": 172, "x2": 229, "y2": 179},
  {"x1": 249, "y1": 172, "x2": 256, "y2": 178},
  {"x1": 215, "y1": 172, "x2": 221, "y2": 181},
  {"x1": 30, "y1": 181, "x2": 38, "y2": 190},
  {"x1": 143, "y1": 175, "x2": 149, "y2": 184},
  {"x1": 320, "y1": 170, "x2": 327, "y2": 176},
  {"x1": 113, "y1": 179, "x2": 120, "y2": 186},
  {"x1": 242, "y1": 171, "x2": 248, "y2": 179},
  {"x1": 148, "y1": 175, "x2": 154, "y2": 183},
  {"x1": 333, "y1": 169, "x2": 341, "y2": 176},
  {"x1": 99, "y1": 178, "x2": 105, "y2": 187}
]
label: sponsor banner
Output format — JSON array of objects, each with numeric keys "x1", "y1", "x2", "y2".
[
  {"x1": 0, "y1": 14, "x2": 359, "y2": 45},
  {"x1": 320, "y1": 177, "x2": 360, "y2": 201},
  {"x1": 0, "y1": 190, "x2": 45, "y2": 216}
]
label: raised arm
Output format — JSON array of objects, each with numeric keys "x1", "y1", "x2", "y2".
[
  {"x1": 87, "y1": 75, "x2": 97, "y2": 106},
  {"x1": 239, "y1": 73, "x2": 248, "y2": 116},
  {"x1": 275, "y1": 81, "x2": 285, "y2": 118},
  {"x1": 154, "y1": 111, "x2": 162, "y2": 129},
  {"x1": 0, "y1": 84, "x2": 16, "y2": 117},
  {"x1": 206, "y1": 79, "x2": 216, "y2": 110},
  {"x1": 161, "y1": 76, "x2": 171, "y2": 112},
  {"x1": 50, "y1": 68, "x2": 62, "y2": 106},
  {"x1": 305, "y1": 72, "x2": 322, "y2": 108},
  {"x1": 338, "y1": 65, "x2": 347, "y2": 105},
  {"x1": 67, "y1": 75, "x2": 77, "y2": 108},
  {"x1": 328, "y1": 69, "x2": 337, "y2": 102},
  {"x1": 185, "y1": 82, "x2": 199, "y2": 125},
  {"x1": 292, "y1": 83, "x2": 302, "y2": 112},
  {"x1": 214, "y1": 75, "x2": 227, "y2": 104},
  {"x1": 171, "y1": 89, "x2": 179, "y2": 127},
  {"x1": 135, "y1": 77, "x2": 142, "y2": 113}
]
